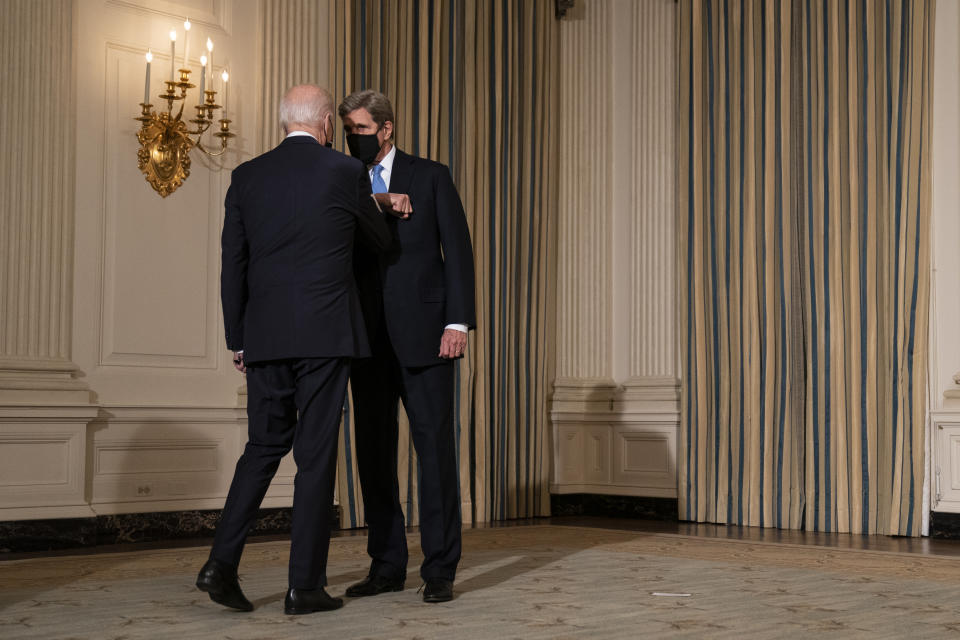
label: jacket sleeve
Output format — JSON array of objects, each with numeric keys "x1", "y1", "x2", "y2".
[
  {"x1": 434, "y1": 164, "x2": 477, "y2": 328},
  {"x1": 353, "y1": 165, "x2": 392, "y2": 251},
  {"x1": 220, "y1": 174, "x2": 248, "y2": 351}
]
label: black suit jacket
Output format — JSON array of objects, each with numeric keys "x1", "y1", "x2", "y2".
[
  {"x1": 221, "y1": 136, "x2": 391, "y2": 363},
  {"x1": 354, "y1": 149, "x2": 476, "y2": 367}
]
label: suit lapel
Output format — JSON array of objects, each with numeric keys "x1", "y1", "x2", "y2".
[{"x1": 388, "y1": 149, "x2": 416, "y2": 194}]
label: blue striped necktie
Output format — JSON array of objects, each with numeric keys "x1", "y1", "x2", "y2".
[{"x1": 371, "y1": 164, "x2": 387, "y2": 194}]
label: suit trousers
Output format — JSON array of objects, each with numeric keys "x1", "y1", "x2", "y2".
[
  {"x1": 350, "y1": 323, "x2": 462, "y2": 582},
  {"x1": 211, "y1": 356, "x2": 348, "y2": 589}
]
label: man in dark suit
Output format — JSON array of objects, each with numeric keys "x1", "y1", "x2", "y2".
[
  {"x1": 196, "y1": 84, "x2": 391, "y2": 615},
  {"x1": 338, "y1": 90, "x2": 476, "y2": 604}
]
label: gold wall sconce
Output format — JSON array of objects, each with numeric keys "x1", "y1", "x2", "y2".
[{"x1": 135, "y1": 22, "x2": 236, "y2": 198}]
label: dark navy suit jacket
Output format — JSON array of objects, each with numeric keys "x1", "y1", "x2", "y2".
[
  {"x1": 221, "y1": 136, "x2": 392, "y2": 363},
  {"x1": 354, "y1": 149, "x2": 476, "y2": 367}
]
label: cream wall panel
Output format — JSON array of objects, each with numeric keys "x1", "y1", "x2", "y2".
[
  {"x1": 556, "y1": 425, "x2": 584, "y2": 484},
  {"x1": 0, "y1": 423, "x2": 88, "y2": 508},
  {"x1": 613, "y1": 425, "x2": 676, "y2": 489},
  {"x1": 930, "y1": 0, "x2": 960, "y2": 517},
  {"x1": 106, "y1": 0, "x2": 226, "y2": 29},
  {"x1": 609, "y1": 0, "x2": 677, "y2": 384},
  {"x1": 89, "y1": 407, "x2": 295, "y2": 513},
  {"x1": 0, "y1": 0, "x2": 77, "y2": 372},
  {"x1": 931, "y1": 0, "x2": 960, "y2": 410},
  {"x1": 73, "y1": 0, "x2": 260, "y2": 405},
  {"x1": 555, "y1": 0, "x2": 613, "y2": 386},
  {"x1": 627, "y1": 0, "x2": 677, "y2": 383},
  {"x1": 933, "y1": 420, "x2": 960, "y2": 513},
  {"x1": 95, "y1": 441, "x2": 218, "y2": 475},
  {"x1": 552, "y1": 0, "x2": 679, "y2": 499},
  {"x1": 584, "y1": 425, "x2": 612, "y2": 485},
  {"x1": 100, "y1": 45, "x2": 219, "y2": 367},
  {"x1": 953, "y1": 436, "x2": 960, "y2": 491},
  {"x1": 1, "y1": 442, "x2": 68, "y2": 486}
]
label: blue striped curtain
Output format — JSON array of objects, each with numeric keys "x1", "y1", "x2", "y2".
[
  {"x1": 329, "y1": 0, "x2": 558, "y2": 526},
  {"x1": 679, "y1": 0, "x2": 933, "y2": 536}
]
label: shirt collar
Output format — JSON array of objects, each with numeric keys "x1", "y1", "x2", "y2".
[
  {"x1": 286, "y1": 130, "x2": 318, "y2": 141},
  {"x1": 375, "y1": 144, "x2": 397, "y2": 173}
]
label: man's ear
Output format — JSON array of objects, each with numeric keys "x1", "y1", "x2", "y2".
[{"x1": 383, "y1": 120, "x2": 394, "y2": 142}]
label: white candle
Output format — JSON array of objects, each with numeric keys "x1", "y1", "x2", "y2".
[
  {"x1": 199, "y1": 55, "x2": 207, "y2": 96},
  {"x1": 206, "y1": 38, "x2": 213, "y2": 82},
  {"x1": 144, "y1": 50, "x2": 152, "y2": 103},
  {"x1": 169, "y1": 29, "x2": 177, "y2": 80},
  {"x1": 182, "y1": 18, "x2": 191, "y2": 69},
  {"x1": 221, "y1": 70, "x2": 229, "y2": 119}
]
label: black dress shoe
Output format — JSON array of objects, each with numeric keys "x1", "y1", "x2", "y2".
[
  {"x1": 195, "y1": 558, "x2": 253, "y2": 611},
  {"x1": 345, "y1": 574, "x2": 406, "y2": 597},
  {"x1": 422, "y1": 578, "x2": 453, "y2": 603},
  {"x1": 284, "y1": 587, "x2": 343, "y2": 614}
]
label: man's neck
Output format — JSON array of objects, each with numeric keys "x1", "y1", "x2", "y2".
[
  {"x1": 373, "y1": 142, "x2": 395, "y2": 166},
  {"x1": 285, "y1": 127, "x2": 321, "y2": 142}
]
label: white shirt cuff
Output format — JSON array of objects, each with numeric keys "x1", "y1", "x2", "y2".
[{"x1": 445, "y1": 324, "x2": 468, "y2": 333}]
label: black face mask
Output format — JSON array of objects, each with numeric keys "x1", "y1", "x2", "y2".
[{"x1": 346, "y1": 129, "x2": 383, "y2": 165}]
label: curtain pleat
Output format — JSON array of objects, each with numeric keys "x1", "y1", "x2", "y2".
[
  {"x1": 257, "y1": 0, "x2": 328, "y2": 154},
  {"x1": 679, "y1": 0, "x2": 932, "y2": 536},
  {"x1": 329, "y1": 0, "x2": 558, "y2": 527}
]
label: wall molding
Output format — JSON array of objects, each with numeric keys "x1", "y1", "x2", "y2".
[
  {"x1": 551, "y1": 377, "x2": 679, "y2": 499},
  {"x1": 0, "y1": 405, "x2": 100, "y2": 516},
  {"x1": 96, "y1": 42, "x2": 223, "y2": 371},
  {"x1": 0, "y1": 404, "x2": 299, "y2": 522},
  {"x1": 931, "y1": 410, "x2": 960, "y2": 514},
  {"x1": 0, "y1": 358, "x2": 92, "y2": 404},
  {"x1": 105, "y1": 0, "x2": 230, "y2": 34}
]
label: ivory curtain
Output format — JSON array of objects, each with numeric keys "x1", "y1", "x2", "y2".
[
  {"x1": 329, "y1": 0, "x2": 559, "y2": 526},
  {"x1": 679, "y1": 0, "x2": 933, "y2": 535}
]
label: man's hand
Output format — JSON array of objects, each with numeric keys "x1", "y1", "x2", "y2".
[
  {"x1": 232, "y1": 351, "x2": 246, "y2": 373},
  {"x1": 374, "y1": 192, "x2": 413, "y2": 219},
  {"x1": 438, "y1": 328, "x2": 468, "y2": 359}
]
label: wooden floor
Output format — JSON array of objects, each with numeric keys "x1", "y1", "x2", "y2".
[
  {"x1": 4, "y1": 515, "x2": 960, "y2": 562},
  {"x1": 546, "y1": 516, "x2": 960, "y2": 557}
]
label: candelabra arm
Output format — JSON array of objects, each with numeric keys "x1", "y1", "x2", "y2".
[
  {"x1": 187, "y1": 122, "x2": 213, "y2": 137},
  {"x1": 195, "y1": 138, "x2": 230, "y2": 157}
]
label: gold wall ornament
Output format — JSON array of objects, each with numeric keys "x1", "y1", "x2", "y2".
[
  {"x1": 135, "y1": 67, "x2": 235, "y2": 198},
  {"x1": 136, "y1": 109, "x2": 193, "y2": 197}
]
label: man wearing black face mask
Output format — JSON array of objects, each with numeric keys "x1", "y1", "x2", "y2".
[{"x1": 338, "y1": 90, "x2": 476, "y2": 604}]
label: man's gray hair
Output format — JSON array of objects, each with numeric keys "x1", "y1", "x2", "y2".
[
  {"x1": 338, "y1": 89, "x2": 395, "y2": 138},
  {"x1": 279, "y1": 84, "x2": 333, "y2": 132}
]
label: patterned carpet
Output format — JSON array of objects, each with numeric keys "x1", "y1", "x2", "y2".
[{"x1": 2, "y1": 524, "x2": 960, "y2": 639}]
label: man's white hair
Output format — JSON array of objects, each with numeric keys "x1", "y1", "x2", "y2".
[{"x1": 279, "y1": 84, "x2": 333, "y2": 132}]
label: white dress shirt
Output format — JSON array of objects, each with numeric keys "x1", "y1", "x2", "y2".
[
  {"x1": 368, "y1": 144, "x2": 397, "y2": 189},
  {"x1": 369, "y1": 145, "x2": 467, "y2": 336},
  {"x1": 286, "y1": 130, "x2": 318, "y2": 141}
]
